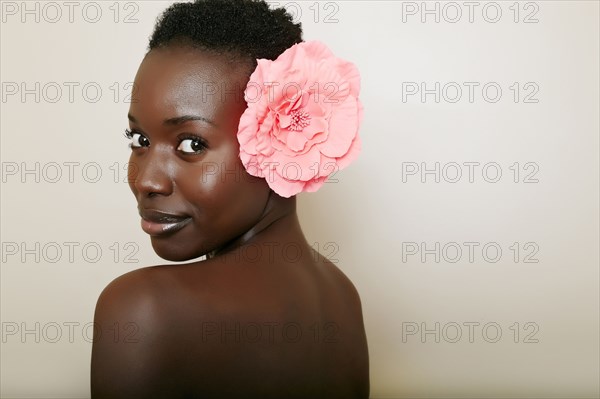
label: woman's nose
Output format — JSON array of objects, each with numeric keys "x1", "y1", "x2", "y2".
[{"x1": 128, "y1": 148, "x2": 174, "y2": 197}]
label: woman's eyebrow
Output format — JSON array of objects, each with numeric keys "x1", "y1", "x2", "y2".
[
  {"x1": 127, "y1": 113, "x2": 216, "y2": 127},
  {"x1": 163, "y1": 114, "x2": 216, "y2": 127}
]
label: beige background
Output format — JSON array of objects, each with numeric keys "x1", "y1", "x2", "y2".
[{"x1": 1, "y1": 1, "x2": 598, "y2": 397}]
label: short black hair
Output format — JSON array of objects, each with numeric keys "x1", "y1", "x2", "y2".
[{"x1": 148, "y1": 0, "x2": 303, "y2": 70}]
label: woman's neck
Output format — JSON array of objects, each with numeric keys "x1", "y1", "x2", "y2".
[{"x1": 206, "y1": 190, "x2": 306, "y2": 260}]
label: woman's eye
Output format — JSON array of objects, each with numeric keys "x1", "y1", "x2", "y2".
[
  {"x1": 130, "y1": 133, "x2": 149, "y2": 148},
  {"x1": 125, "y1": 129, "x2": 149, "y2": 148},
  {"x1": 178, "y1": 138, "x2": 206, "y2": 154}
]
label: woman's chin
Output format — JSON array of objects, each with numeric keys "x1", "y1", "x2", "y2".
[{"x1": 150, "y1": 239, "x2": 209, "y2": 263}]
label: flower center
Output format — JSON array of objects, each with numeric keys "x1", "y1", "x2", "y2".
[{"x1": 288, "y1": 108, "x2": 311, "y2": 131}]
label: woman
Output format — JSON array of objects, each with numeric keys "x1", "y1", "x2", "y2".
[{"x1": 90, "y1": 0, "x2": 369, "y2": 397}]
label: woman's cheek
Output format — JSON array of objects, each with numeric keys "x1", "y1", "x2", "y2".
[{"x1": 127, "y1": 155, "x2": 140, "y2": 195}]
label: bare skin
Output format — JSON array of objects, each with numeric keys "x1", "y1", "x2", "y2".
[{"x1": 90, "y1": 44, "x2": 369, "y2": 398}]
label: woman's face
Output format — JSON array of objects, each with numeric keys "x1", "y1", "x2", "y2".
[{"x1": 127, "y1": 45, "x2": 270, "y2": 261}]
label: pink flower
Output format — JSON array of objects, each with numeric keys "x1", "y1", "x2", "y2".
[{"x1": 237, "y1": 40, "x2": 363, "y2": 198}]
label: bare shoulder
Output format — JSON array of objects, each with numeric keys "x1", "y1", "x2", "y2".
[
  {"x1": 307, "y1": 255, "x2": 371, "y2": 397},
  {"x1": 90, "y1": 266, "x2": 187, "y2": 397},
  {"x1": 316, "y1": 255, "x2": 366, "y2": 314},
  {"x1": 91, "y1": 261, "x2": 247, "y2": 391},
  {"x1": 95, "y1": 266, "x2": 161, "y2": 306},
  {"x1": 92, "y1": 266, "x2": 170, "y2": 338}
]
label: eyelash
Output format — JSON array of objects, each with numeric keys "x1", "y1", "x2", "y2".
[{"x1": 123, "y1": 128, "x2": 208, "y2": 154}]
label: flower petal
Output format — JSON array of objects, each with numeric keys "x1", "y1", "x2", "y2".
[
  {"x1": 318, "y1": 96, "x2": 358, "y2": 158},
  {"x1": 286, "y1": 131, "x2": 308, "y2": 152},
  {"x1": 336, "y1": 132, "x2": 362, "y2": 170},
  {"x1": 269, "y1": 173, "x2": 306, "y2": 198},
  {"x1": 274, "y1": 145, "x2": 321, "y2": 181}
]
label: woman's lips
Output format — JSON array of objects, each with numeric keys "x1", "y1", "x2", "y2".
[
  {"x1": 140, "y1": 217, "x2": 191, "y2": 236},
  {"x1": 138, "y1": 208, "x2": 192, "y2": 237}
]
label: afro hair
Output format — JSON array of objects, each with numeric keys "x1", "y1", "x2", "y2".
[{"x1": 148, "y1": 0, "x2": 303, "y2": 70}]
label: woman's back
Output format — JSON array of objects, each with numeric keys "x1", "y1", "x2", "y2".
[{"x1": 92, "y1": 233, "x2": 369, "y2": 398}]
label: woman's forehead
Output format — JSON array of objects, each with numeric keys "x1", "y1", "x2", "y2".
[
  {"x1": 131, "y1": 46, "x2": 248, "y2": 117},
  {"x1": 137, "y1": 47, "x2": 245, "y2": 89}
]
